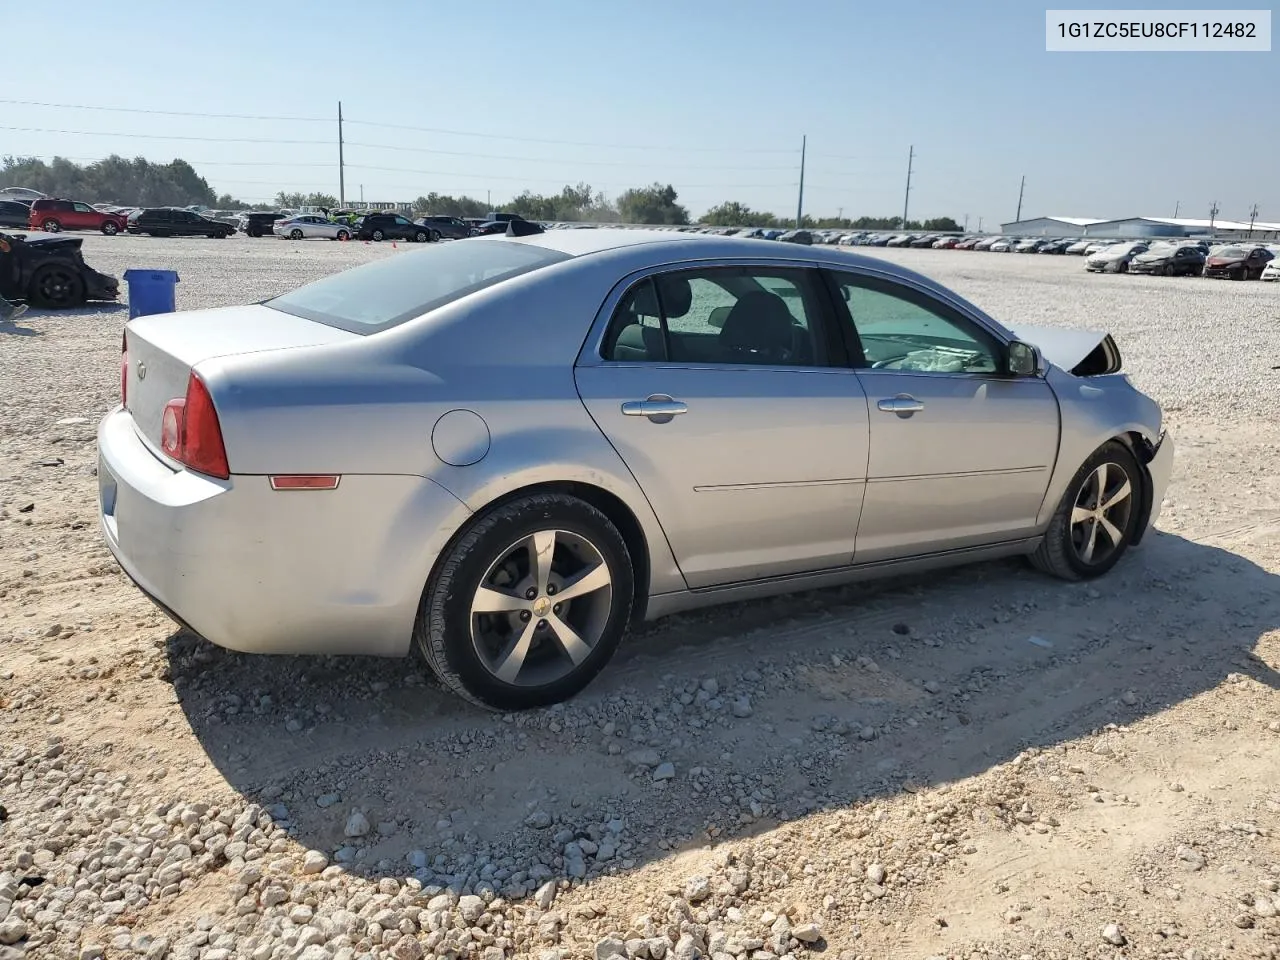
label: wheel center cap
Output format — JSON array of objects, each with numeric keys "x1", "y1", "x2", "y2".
[{"x1": 531, "y1": 596, "x2": 551, "y2": 618}]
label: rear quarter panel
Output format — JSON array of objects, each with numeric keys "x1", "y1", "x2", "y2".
[{"x1": 201, "y1": 255, "x2": 686, "y2": 596}]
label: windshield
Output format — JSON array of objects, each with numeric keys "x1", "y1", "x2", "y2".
[
  {"x1": 1211, "y1": 246, "x2": 1245, "y2": 258},
  {"x1": 266, "y1": 239, "x2": 571, "y2": 334}
]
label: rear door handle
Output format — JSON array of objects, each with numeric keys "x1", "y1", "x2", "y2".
[
  {"x1": 877, "y1": 394, "x2": 924, "y2": 417},
  {"x1": 621, "y1": 395, "x2": 687, "y2": 422}
]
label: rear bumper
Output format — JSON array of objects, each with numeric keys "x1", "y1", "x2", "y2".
[{"x1": 97, "y1": 407, "x2": 472, "y2": 656}]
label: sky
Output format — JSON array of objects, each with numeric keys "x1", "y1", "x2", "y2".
[{"x1": 2, "y1": 0, "x2": 1276, "y2": 226}]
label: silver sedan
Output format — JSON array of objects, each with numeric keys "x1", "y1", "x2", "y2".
[
  {"x1": 99, "y1": 231, "x2": 1173, "y2": 709},
  {"x1": 273, "y1": 215, "x2": 352, "y2": 241}
]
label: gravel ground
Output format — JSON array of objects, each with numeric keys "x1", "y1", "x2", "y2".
[{"x1": 2, "y1": 235, "x2": 1279, "y2": 960}]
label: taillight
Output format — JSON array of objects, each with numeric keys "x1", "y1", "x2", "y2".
[
  {"x1": 159, "y1": 373, "x2": 230, "y2": 479},
  {"x1": 121, "y1": 331, "x2": 128, "y2": 408}
]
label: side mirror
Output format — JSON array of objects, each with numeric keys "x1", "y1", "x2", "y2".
[{"x1": 1007, "y1": 340, "x2": 1043, "y2": 377}]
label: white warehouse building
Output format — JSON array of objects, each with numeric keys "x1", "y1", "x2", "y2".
[{"x1": 1002, "y1": 214, "x2": 1280, "y2": 240}]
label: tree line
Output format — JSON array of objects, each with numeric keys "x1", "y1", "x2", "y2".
[{"x1": 3, "y1": 156, "x2": 962, "y2": 230}]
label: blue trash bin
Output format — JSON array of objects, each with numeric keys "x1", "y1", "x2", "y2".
[{"x1": 123, "y1": 269, "x2": 180, "y2": 320}]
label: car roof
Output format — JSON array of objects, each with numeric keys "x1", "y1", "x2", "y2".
[{"x1": 496, "y1": 227, "x2": 969, "y2": 303}]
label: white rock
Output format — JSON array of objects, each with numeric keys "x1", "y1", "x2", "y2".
[
  {"x1": 458, "y1": 894, "x2": 486, "y2": 922},
  {"x1": 535, "y1": 881, "x2": 557, "y2": 911},
  {"x1": 866, "y1": 863, "x2": 887, "y2": 884},
  {"x1": 301, "y1": 850, "x2": 329, "y2": 874},
  {"x1": 0, "y1": 919, "x2": 28, "y2": 945},
  {"x1": 1100, "y1": 923, "x2": 1126, "y2": 946},
  {"x1": 671, "y1": 933, "x2": 698, "y2": 960},
  {"x1": 731, "y1": 697, "x2": 753, "y2": 718},
  {"x1": 596, "y1": 937, "x2": 627, "y2": 960},
  {"x1": 652, "y1": 762, "x2": 676, "y2": 782},
  {"x1": 344, "y1": 811, "x2": 370, "y2": 838},
  {"x1": 792, "y1": 921, "x2": 822, "y2": 943},
  {"x1": 389, "y1": 937, "x2": 423, "y2": 960},
  {"x1": 685, "y1": 876, "x2": 710, "y2": 902}
]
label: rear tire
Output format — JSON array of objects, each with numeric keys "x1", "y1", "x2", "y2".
[
  {"x1": 336, "y1": 230, "x2": 349, "y2": 241},
  {"x1": 28, "y1": 264, "x2": 86, "y2": 309},
  {"x1": 42, "y1": 219, "x2": 61, "y2": 233},
  {"x1": 414, "y1": 230, "x2": 428, "y2": 243},
  {"x1": 415, "y1": 493, "x2": 634, "y2": 710},
  {"x1": 1030, "y1": 441, "x2": 1142, "y2": 581},
  {"x1": 372, "y1": 229, "x2": 385, "y2": 241},
  {"x1": 290, "y1": 229, "x2": 304, "y2": 240}
]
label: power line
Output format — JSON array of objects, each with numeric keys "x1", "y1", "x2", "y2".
[
  {"x1": 0, "y1": 98, "x2": 327, "y2": 122},
  {"x1": 0, "y1": 97, "x2": 800, "y2": 155},
  {"x1": 20, "y1": 154, "x2": 337, "y2": 168},
  {"x1": 0, "y1": 125, "x2": 330, "y2": 145}
]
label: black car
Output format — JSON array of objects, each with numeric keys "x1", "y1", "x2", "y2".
[
  {"x1": 1128, "y1": 244, "x2": 1207, "y2": 276},
  {"x1": 239, "y1": 211, "x2": 286, "y2": 238},
  {"x1": 414, "y1": 215, "x2": 471, "y2": 241},
  {"x1": 776, "y1": 229, "x2": 813, "y2": 245},
  {"x1": 472, "y1": 221, "x2": 513, "y2": 237},
  {"x1": 0, "y1": 200, "x2": 31, "y2": 228},
  {"x1": 356, "y1": 213, "x2": 429, "y2": 243},
  {"x1": 127, "y1": 208, "x2": 235, "y2": 238},
  {"x1": 0, "y1": 232, "x2": 119, "y2": 309},
  {"x1": 1203, "y1": 245, "x2": 1274, "y2": 280}
]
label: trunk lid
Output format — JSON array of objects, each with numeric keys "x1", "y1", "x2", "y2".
[{"x1": 125, "y1": 304, "x2": 356, "y2": 452}]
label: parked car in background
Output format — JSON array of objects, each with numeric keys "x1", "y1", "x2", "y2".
[
  {"x1": 28, "y1": 198, "x2": 128, "y2": 235},
  {"x1": 1261, "y1": 257, "x2": 1280, "y2": 281},
  {"x1": 777, "y1": 229, "x2": 813, "y2": 245},
  {"x1": 1082, "y1": 241, "x2": 1115, "y2": 256},
  {"x1": 239, "y1": 212, "x2": 286, "y2": 237},
  {"x1": 0, "y1": 232, "x2": 119, "y2": 308},
  {"x1": 0, "y1": 199, "x2": 31, "y2": 228},
  {"x1": 933, "y1": 237, "x2": 960, "y2": 249},
  {"x1": 954, "y1": 237, "x2": 980, "y2": 250},
  {"x1": 990, "y1": 238, "x2": 1018, "y2": 252},
  {"x1": 98, "y1": 229, "x2": 1172, "y2": 709},
  {"x1": 1203, "y1": 245, "x2": 1274, "y2": 280},
  {"x1": 909, "y1": 234, "x2": 939, "y2": 248},
  {"x1": 1039, "y1": 239, "x2": 1075, "y2": 254},
  {"x1": 274, "y1": 215, "x2": 352, "y2": 241},
  {"x1": 356, "y1": 213, "x2": 429, "y2": 243},
  {"x1": 126, "y1": 208, "x2": 235, "y2": 238},
  {"x1": 1015, "y1": 238, "x2": 1047, "y2": 253},
  {"x1": 1085, "y1": 241, "x2": 1148, "y2": 273},
  {"x1": 1128, "y1": 243, "x2": 1207, "y2": 276},
  {"x1": 1065, "y1": 239, "x2": 1093, "y2": 255},
  {"x1": 414, "y1": 215, "x2": 471, "y2": 241},
  {"x1": 973, "y1": 237, "x2": 1000, "y2": 251}
]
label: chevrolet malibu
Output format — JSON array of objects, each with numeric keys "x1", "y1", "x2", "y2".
[{"x1": 98, "y1": 230, "x2": 1173, "y2": 710}]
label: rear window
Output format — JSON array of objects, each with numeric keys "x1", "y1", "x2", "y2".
[{"x1": 265, "y1": 239, "x2": 571, "y2": 334}]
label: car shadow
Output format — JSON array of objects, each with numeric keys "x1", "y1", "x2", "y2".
[{"x1": 167, "y1": 529, "x2": 1279, "y2": 895}]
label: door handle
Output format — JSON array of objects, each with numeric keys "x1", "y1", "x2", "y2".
[
  {"x1": 621, "y1": 395, "x2": 687, "y2": 422},
  {"x1": 877, "y1": 394, "x2": 924, "y2": 417}
]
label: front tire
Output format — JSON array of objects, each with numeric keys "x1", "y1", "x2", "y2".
[
  {"x1": 336, "y1": 230, "x2": 349, "y2": 241},
  {"x1": 414, "y1": 230, "x2": 428, "y2": 243},
  {"x1": 1031, "y1": 441, "x2": 1142, "y2": 581},
  {"x1": 42, "y1": 219, "x2": 62, "y2": 233},
  {"x1": 415, "y1": 493, "x2": 635, "y2": 710},
  {"x1": 101, "y1": 221, "x2": 119, "y2": 236},
  {"x1": 290, "y1": 229, "x2": 304, "y2": 240}
]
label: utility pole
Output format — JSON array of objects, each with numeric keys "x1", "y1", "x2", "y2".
[
  {"x1": 1248, "y1": 203, "x2": 1259, "y2": 237},
  {"x1": 1209, "y1": 200, "x2": 1219, "y2": 236},
  {"x1": 360, "y1": 184, "x2": 364, "y2": 203},
  {"x1": 795, "y1": 135, "x2": 806, "y2": 228},
  {"x1": 837, "y1": 206, "x2": 843, "y2": 221},
  {"x1": 487, "y1": 189, "x2": 491, "y2": 208},
  {"x1": 901, "y1": 145, "x2": 914, "y2": 229},
  {"x1": 337, "y1": 101, "x2": 346, "y2": 207},
  {"x1": 1015, "y1": 175, "x2": 1026, "y2": 222},
  {"x1": 978, "y1": 216, "x2": 984, "y2": 232},
  {"x1": 963, "y1": 213, "x2": 969, "y2": 232},
  {"x1": 1173, "y1": 200, "x2": 1180, "y2": 218}
]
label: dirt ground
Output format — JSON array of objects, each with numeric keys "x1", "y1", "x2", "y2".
[{"x1": 1, "y1": 236, "x2": 1278, "y2": 960}]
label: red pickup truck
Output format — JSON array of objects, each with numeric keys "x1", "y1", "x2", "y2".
[{"x1": 28, "y1": 198, "x2": 128, "y2": 235}]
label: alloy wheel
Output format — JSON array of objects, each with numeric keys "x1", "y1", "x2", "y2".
[
  {"x1": 1069, "y1": 461, "x2": 1134, "y2": 566},
  {"x1": 469, "y1": 529, "x2": 613, "y2": 686}
]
